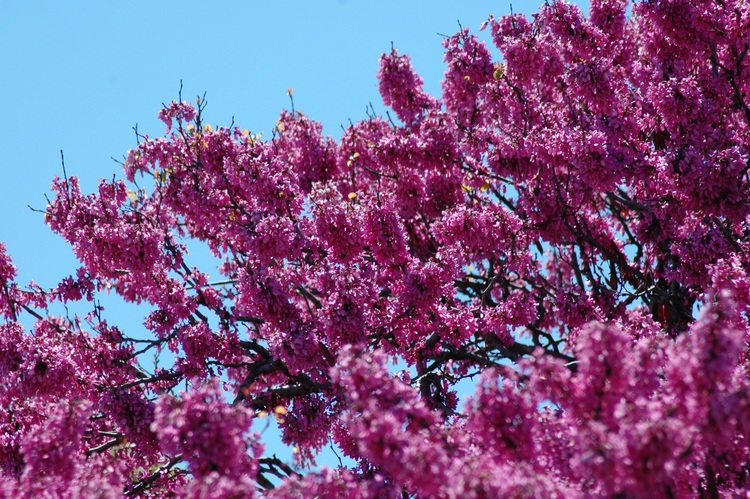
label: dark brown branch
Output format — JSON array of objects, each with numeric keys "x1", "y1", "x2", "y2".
[{"x1": 125, "y1": 454, "x2": 183, "y2": 496}]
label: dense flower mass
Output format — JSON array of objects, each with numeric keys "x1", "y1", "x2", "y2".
[{"x1": 1, "y1": 0, "x2": 750, "y2": 495}]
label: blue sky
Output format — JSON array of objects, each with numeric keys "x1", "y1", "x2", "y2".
[{"x1": 1, "y1": 0, "x2": 552, "y2": 469}]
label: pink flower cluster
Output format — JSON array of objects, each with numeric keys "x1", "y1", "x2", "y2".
[{"x1": 153, "y1": 380, "x2": 261, "y2": 497}]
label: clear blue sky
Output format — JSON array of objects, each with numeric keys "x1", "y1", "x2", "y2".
[{"x1": 1, "y1": 0, "x2": 555, "y2": 468}]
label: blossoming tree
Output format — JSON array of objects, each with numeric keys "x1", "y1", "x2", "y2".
[{"x1": 2, "y1": 0, "x2": 749, "y2": 496}]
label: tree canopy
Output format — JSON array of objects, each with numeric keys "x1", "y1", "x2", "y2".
[{"x1": 2, "y1": 0, "x2": 750, "y2": 496}]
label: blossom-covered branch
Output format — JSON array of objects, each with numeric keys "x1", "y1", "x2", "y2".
[{"x1": 1, "y1": 0, "x2": 749, "y2": 496}]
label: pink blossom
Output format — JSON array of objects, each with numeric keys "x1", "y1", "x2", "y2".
[{"x1": 158, "y1": 100, "x2": 197, "y2": 132}]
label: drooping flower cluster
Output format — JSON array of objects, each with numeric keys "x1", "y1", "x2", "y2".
[
  {"x1": 152, "y1": 380, "x2": 262, "y2": 497},
  {"x1": 1, "y1": 0, "x2": 749, "y2": 495}
]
